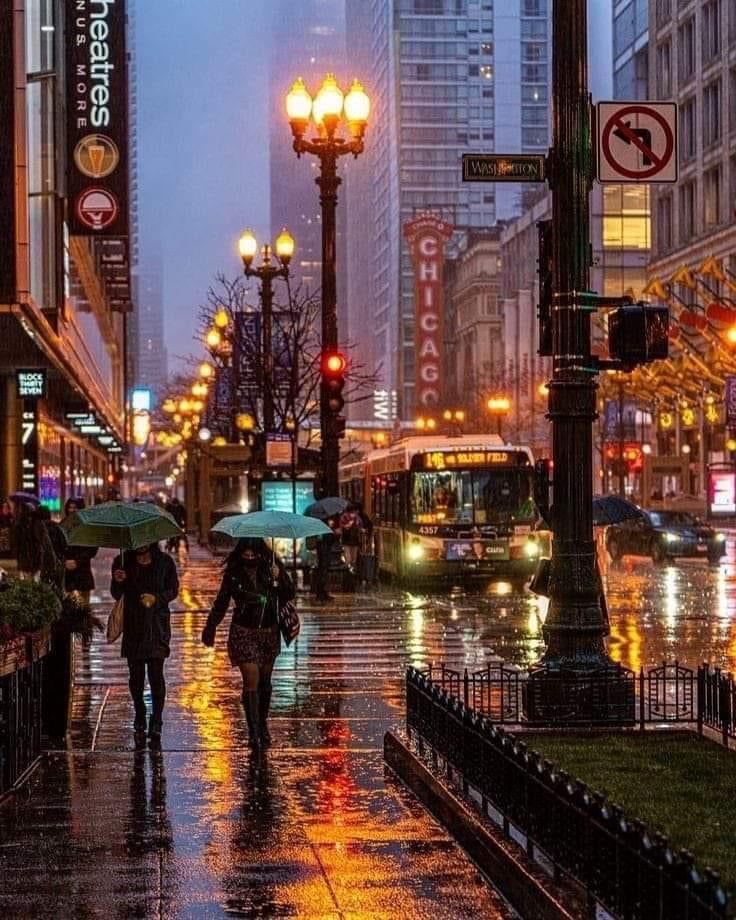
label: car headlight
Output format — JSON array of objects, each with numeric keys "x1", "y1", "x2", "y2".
[
  {"x1": 407, "y1": 541, "x2": 424, "y2": 562},
  {"x1": 716, "y1": 533, "x2": 727, "y2": 542},
  {"x1": 524, "y1": 540, "x2": 540, "y2": 558},
  {"x1": 664, "y1": 532, "x2": 678, "y2": 543}
]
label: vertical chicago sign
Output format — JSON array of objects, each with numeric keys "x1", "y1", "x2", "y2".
[
  {"x1": 404, "y1": 213, "x2": 454, "y2": 409},
  {"x1": 66, "y1": 0, "x2": 128, "y2": 236}
]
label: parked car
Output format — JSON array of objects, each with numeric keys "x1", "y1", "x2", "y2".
[{"x1": 606, "y1": 510, "x2": 726, "y2": 565}]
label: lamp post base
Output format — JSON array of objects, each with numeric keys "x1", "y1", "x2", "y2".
[{"x1": 523, "y1": 662, "x2": 636, "y2": 725}]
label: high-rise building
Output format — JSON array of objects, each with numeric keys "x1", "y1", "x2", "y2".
[
  {"x1": 135, "y1": 257, "x2": 168, "y2": 402},
  {"x1": 649, "y1": 1, "x2": 736, "y2": 278},
  {"x1": 345, "y1": 0, "x2": 552, "y2": 419},
  {"x1": 612, "y1": 0, "x2": 650, "y2": 99}
]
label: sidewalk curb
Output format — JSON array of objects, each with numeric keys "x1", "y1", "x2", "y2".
[{"x1": 384, "y1": 730, "x2": 581, "y2": 920}]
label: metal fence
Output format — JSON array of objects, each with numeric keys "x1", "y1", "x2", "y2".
[
  {"x1": 0, "y1": 657, "x2": 44, "y2": 798},
  {"x1": 423, "y1": 659, "x2": 736, "y2": 743},
  {"x1": 406, "y1": 667, "x2": 731, "y2": 920}
]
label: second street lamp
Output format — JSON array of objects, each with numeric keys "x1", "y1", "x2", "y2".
[
  {"x1": 238, "y1": 227, "x2": 294, "y2": 434},
  {"x1": 286, "y1": 73, "x2": 370, "y2": 495}
]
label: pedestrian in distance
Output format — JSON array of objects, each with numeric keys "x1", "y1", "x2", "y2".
[
  {"x1": 201, "y1": 538, "x2": 295, "y2": 750},
  {"x1": 111, "y1": 543, "x2": 179, "y2": 746},
  {"x1": 60, "y1": 498, "x2": 98, "y2": 605},
  {"x1": 312, "y1": 516, "x2": 339, "y2": 603},
  {"x1": 165, "y1": 496, "x2": 188, "y2": 553},
  {"x1": 12, "y1": 499, "x2": 57, "y2": 583},
  {"x1": 340, "y1": 506, "x2": 361, "y2": 573}
]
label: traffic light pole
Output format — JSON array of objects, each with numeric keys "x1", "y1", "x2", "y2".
[
  {"x1": 316, "y1": 153, "x2": 341, "y2": 497},
  {"x1": 541, "y1": 0, "x2": 609, "y2": 667}
]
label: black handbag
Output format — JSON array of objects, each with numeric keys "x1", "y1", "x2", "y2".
[{"x1": 277, "y1": 600, "x2": 300, "y2": 646}]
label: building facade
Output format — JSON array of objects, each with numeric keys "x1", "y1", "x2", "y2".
[
  {"x1": 345, "y1": 0, "x2": 552, "y2": 421},
  {"x1": 612, "y1": 0, "x2": 650, "y2": 99},
  {"x1": 0, "y1": 2, "x2": 130, "y2": 507}
]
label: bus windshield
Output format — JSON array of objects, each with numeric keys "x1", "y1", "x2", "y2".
[{"x1": 410, "y1": 468, "x2": 536, "y2": 526}]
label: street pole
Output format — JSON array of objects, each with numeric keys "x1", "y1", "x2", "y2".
[
  {"x1": 618, "y1": 379, "x2": 625, "y2": 497},
  {"x1": 317, "y1": 154, "x2": 340, "y2": 496},
  {"x1": 541, "y1": 0, "x2": 609, "y2": 668},
  {"x1": 260, "y1": 259, "x2": 275, "y2": 434}
]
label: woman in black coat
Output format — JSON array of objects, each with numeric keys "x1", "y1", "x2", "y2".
[
  {"x1": 111, "y1": 543, "x2": 179, "y2": 743},
  {"x1": 201, "y1": 538, "x2": 294, "y2": 749},
  {"x1": 61, "y1": 498, "x2": 98, "y2": 603}
]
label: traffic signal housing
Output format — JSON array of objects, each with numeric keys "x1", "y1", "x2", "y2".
[
  {"x1": 321, "y1": 350, "x2": 346, "y2": 415},
  {"x1": 608, "y1": 303, "x2": 669, "y2": 368}
]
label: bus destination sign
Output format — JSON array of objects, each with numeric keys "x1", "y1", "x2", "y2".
[
  {"x1": 462, "y1": 154, "x2": 546, "y2": 183},
  {"x1": 424, "y1": 451, "x2": 512, "y2": 469}
]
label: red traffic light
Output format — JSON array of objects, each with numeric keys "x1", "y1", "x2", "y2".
[{"x1": 322, "y1": 351, "x2": 346, "y2": 376}]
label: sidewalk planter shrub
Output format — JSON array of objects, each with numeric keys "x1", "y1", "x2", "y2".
[{"x1": 0, "y1": 579, "x2": 62, "y2": 638}]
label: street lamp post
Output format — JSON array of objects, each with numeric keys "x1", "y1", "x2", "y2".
[
  {"x1": 286, "y1": 74, "x2": 370, "y2": 496},
  {"x1": 238, "y1": 228, "x2": 294, "y2": 434},
  {"x1": 541, "y1": 0, "x2": 609, "y2": 670},
  {"x1": 486, "y1": 396, "x2": 511, "y2": 439}
]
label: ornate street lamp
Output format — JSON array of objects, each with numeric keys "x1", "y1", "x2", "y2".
[
  {"x1": 486, "y1": 396, "x2": 511, "y2": 438},
  {"x1": 286, "y1": 73, "x2": 370, "y2": 495},
  {"x1": 237, "y1": 227, "x2": 294, "y2": 433}
]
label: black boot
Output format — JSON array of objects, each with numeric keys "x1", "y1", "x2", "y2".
[
  {"x1": 133, "y1": 699, "x2": 147, "y2": 735},
  {"x1": 242, "y1": 690, "x2": 262, "y2": 749},
  {"x1": 258, "y1": 684, "x2": 273, "y2": 746},
  {"x1": 148, "y1": 697, "x2": 164, "y2": 747}
]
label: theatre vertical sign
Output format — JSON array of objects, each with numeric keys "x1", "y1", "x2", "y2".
[
  {"x1": 66, "y1": 0, "x2": 128, "y2": 236},
  {"x1": 404, "y1": 213, "x2": 454, "y2": 409}
]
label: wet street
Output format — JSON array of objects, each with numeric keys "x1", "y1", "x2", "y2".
[{"x1": 3, "y1": 540, "x2": 736, "y2": 918}]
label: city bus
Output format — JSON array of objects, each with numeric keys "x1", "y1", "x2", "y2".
[{"x1": 339, "y1": 435, "x2": 550, "y2": 582}]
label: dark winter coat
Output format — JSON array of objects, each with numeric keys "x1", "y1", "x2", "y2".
[
  {"x1": 63, "y1": 544, "x2": 99, "y2": 593},
  {"x1": 110, "y1": 550, "x2": 179, "y2": 660},
  {"x1": 206, "y1": 561, "x2": 294, "y2": 632}
]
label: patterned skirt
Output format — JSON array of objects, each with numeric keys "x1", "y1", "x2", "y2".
[{"x1": 227, "y1": 623, "x2": 280, "y2": 668}]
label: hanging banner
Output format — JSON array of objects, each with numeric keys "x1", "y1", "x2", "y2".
[
  {"x1": 403, "y1": 213, "x2": 454, "y2": 409},
  {"x1": 20, "y1": 401, "x2": 39, "y2": 495},
  {"x1": 66, "y1": 0, "x2": 129, "y2": 236},
  {"x1": 0, "y1": 2, "x2": 16, "y2": 302},
  {"x1": 726, "y1": 376, "x2": 736, "y2": 426}
]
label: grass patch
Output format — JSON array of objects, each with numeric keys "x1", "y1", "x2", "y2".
[{"x1": 521, "y1": 731, "x2": 736, "y2": 890}]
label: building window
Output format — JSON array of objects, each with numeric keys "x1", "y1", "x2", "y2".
[
  {"x1": 679, "y1": 96, "x2": 697, "y2": 162},
  {"x1": 678, "y1": 180, "x2": 696, "y2": 242},
  {"x1": 656, "y1": 40, "x2": 672, "y2": 99},
  {"x1": 678, "y1": 17, "x2": 696, "y2": 83},
  {"x1": 602, "y1": 185, "x2": 650, "y2": 250},
  {"x1": 704, "y1": 165, "x2": 722, "y2": 227},
  {"x1": 656, "y1": 0, "x2": 672, "y2": 26},
  {"x1": 657, "y1": 193, "x2": 673, "y2": 253},
  {"x1": 702, "y1": 0, "x2": 722, "y2": 64},
  {"x1": 703, "y1": 79, "x2": 722, "y2": 145}
]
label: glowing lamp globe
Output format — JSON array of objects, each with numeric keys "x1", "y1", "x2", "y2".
[
  {"x1": 214, "y1": 309, "x2": 229, "y2": 329},
  {"x1": 313, "y1": 73, "x2": 343, "y2": 130},
  {"x1": 238, "y1": 229, "x2": 258, "y2": 265},
  {"x1": 286, "y1": 77, "x2": 313, "y2": 135},
  {"x1": 206, "y1": 328, "x2": 222, "y2": 350},
  {"x1": 275, "y1": 228, "x2": 295, "y2": 264},
  {"x1": 344, "y1": 79, "x2": 370, "y2": 138},
  {"x1": 199, "y1": 362, "x2": 213, "y2": 380}
]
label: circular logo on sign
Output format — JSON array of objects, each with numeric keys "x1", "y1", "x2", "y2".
[
  {"x1": 76, "y1": 188, "x2": 119, "y2": 231},
  {"x1": 73, "y1": 134, "x2": 120, "y2": 179}
]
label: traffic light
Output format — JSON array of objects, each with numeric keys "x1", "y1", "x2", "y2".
[
  {"x1": 537, "y1": 219, "x2": 554, "y2": 357},
  {"x1": 321, "y1": 350, "x2": 346, "y2": 415},
  {"x1": 608, "y1": 303, "x2": 669, "y2": 368}
]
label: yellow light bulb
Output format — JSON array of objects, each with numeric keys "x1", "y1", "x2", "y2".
[
  {"x1": 238, "y1": 228, "x2": 258, "y2": 263},
  {"x1": 285, "y1": 76, "x2": 312, "y2": 124},
  {"x1": 214, "y1": 308, "x2": 229, "y2": 329},
  {"x1": 275, "y1": 227, "x2": 295, "y2": 263}
]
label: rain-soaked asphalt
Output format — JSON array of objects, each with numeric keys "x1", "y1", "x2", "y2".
[{"x1": 3, "y1": 539, "x2": 736, "y2": 918}]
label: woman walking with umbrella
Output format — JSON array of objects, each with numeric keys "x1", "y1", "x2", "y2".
[
  {"x1": 201, "y1": 538, "x2": 295, "y2": 750},
  {"x1": 111, "y1": 543, "x2": 179, "y2": 744}
]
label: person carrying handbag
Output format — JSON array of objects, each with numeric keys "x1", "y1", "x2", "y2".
[{"x1": 201, "y1": 538, "x2": 294, "y2": 750}]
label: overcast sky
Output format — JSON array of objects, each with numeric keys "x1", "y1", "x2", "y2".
[{"x1": 136, "y1": 0, "x2": 613, "y2": 369}]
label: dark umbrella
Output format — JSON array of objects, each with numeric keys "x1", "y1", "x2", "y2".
[
  {"x1": 60, "y1": 501, "x2": 182, "y2": 550},
  {"x1": 9, "y1": 491, "x2": 39, "y2": 506},
  {"x1": 592, "y1": 495, "x2": 644, "y2": 527},
  {"x1": 304, "y1": 497, "x2": 348, "y2": 520}
]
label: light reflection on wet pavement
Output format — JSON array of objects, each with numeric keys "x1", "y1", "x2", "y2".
[{"x1": 3, "y1": 541, "x2": 736, "y2": 917}]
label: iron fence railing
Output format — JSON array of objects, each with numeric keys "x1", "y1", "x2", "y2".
[
  {"x1": 0, "y1": 657, "x2": 44, "y2": 798},
  {"x1": 422, "y1": 659, "x2": 736, "y2": 743},
  {"x1": 406, "y1": 667, "x2": 731, "y2": 920}
]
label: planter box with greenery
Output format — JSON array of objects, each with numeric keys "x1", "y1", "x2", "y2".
[{"x1": 0, "y1": 579, "x2": 62, "y2": 675}]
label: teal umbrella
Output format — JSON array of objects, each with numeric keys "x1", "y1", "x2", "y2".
[
  {"x1": 60, "y1": 501, "x2": 183, "y2": 550},
  {"x1": 211, "y1": 511, "x2": 331, "y2": 541}
]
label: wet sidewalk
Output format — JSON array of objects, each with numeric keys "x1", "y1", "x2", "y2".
[{"x1": 0, "y1": 547, "x2": 513, "y2": 918}]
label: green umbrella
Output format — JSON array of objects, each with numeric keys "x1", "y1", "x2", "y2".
[
  {"x1": 211, "y1": 511, "x2": 330, "y2": 541},
  {"x1": 60, "y1": 501, "x2": 183, "y2": 550}
]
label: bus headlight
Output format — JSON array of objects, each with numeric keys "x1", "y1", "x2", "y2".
[
  {"x1": 407, "y1": 541, "x2": 424, "y2": 562},
  {"x1": 665, "y1": 532, "x2": 678, "y2": 543},
  {"x1": 524, "y1": 540, "x2": 540, "y2": 558},
  {"x1": 716, "y1": 533, "x2": 727, "y2": 542}
]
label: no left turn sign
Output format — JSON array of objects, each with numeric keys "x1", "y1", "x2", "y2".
[{"x1": 597, "y1": 101, "x2": 677, "y2": 183}]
